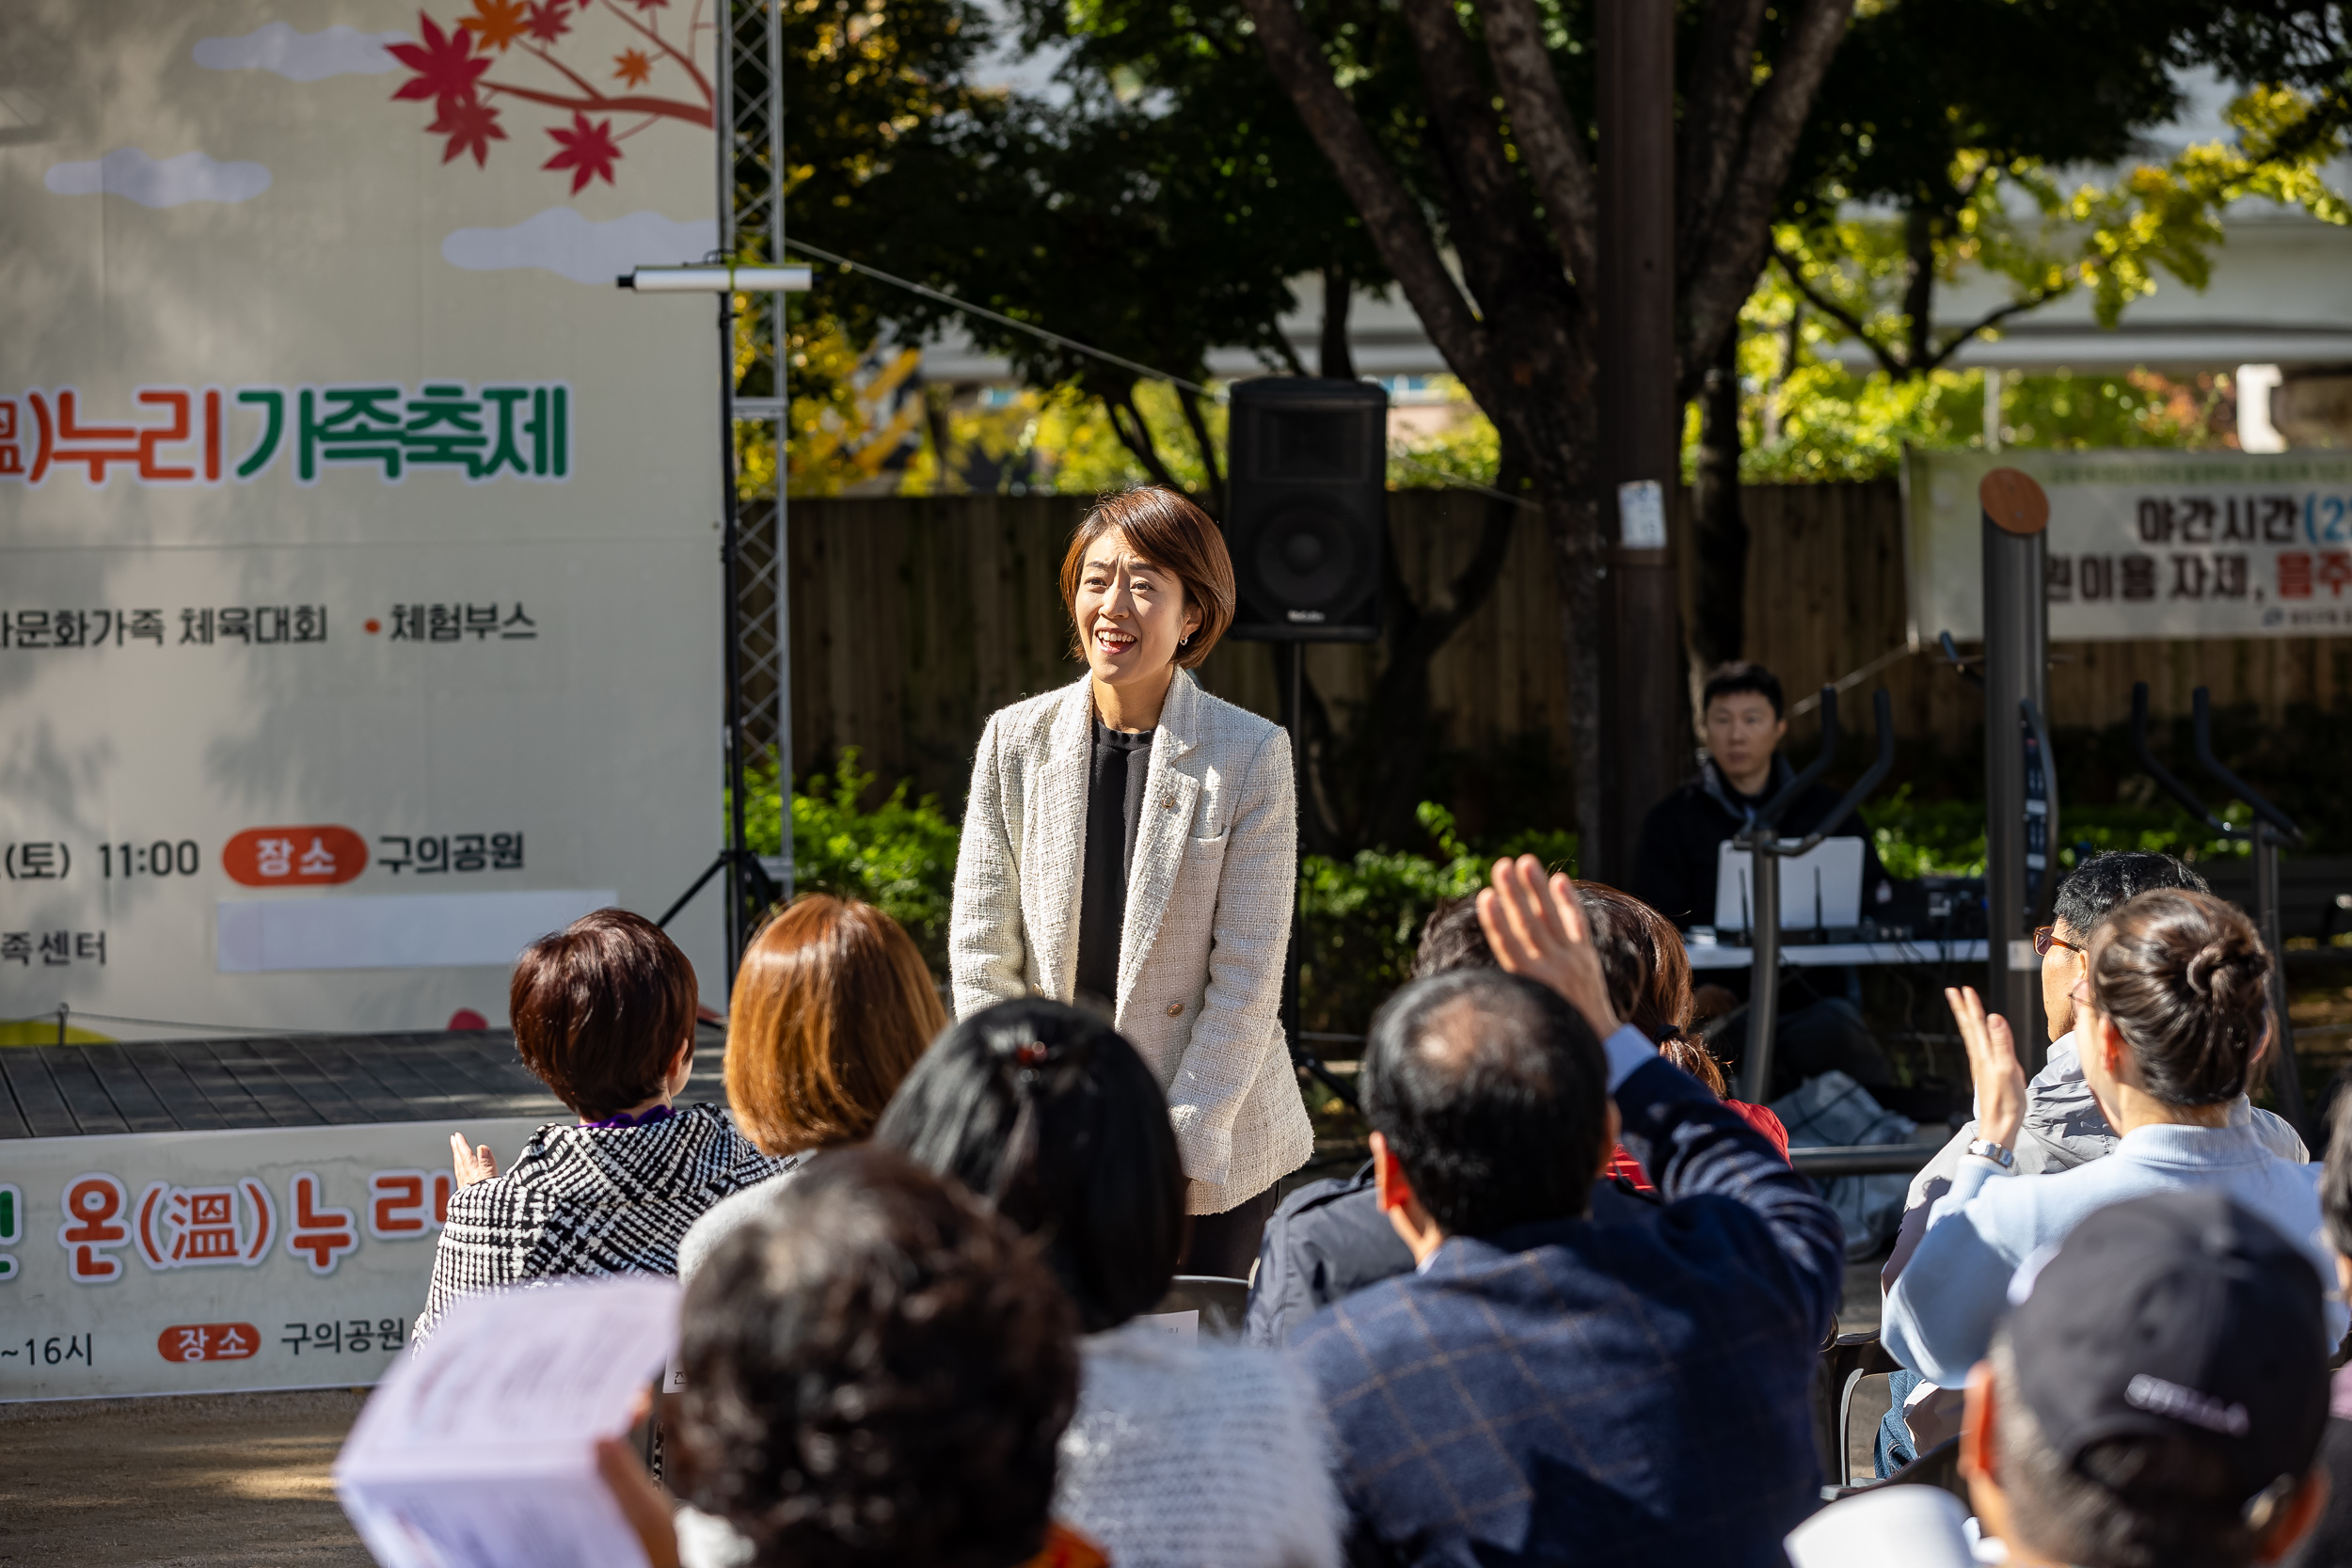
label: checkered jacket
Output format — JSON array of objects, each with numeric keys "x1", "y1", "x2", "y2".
[
  {"x1": 1293, "y1": 1058, "x2": 1844, "y2": 1568},
  {"x1": 416, "y1": 1103, "x2": 787, "y2": 1338}
]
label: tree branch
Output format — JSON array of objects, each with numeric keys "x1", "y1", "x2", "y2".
[
  {"x1": 1677, "y1": 0, "x2": 1770, "y2": 272},
  {"x1": 482, "y1": 79, "x2": 716, "y2": 127},
  {"x1": 1395, "y1": 0, "x2": 1563, "y2": 317},
  {"x1": 1676, "y1": 0, "x2": 1856, "y2": 388},
  {"x1": 1175, "y1": 385, "x2": 1227, "y2": 516},
  {"x1": 1468, "y1": 0, "x2": 1598, "y2": 287},
  {"x1": 596, "y1": 0, "x2": 714, "y2": 102},
  {"x1": 1238, "y1": 0, "x2": 1495, "y2": 403},
  {"x1": 1922, "y1": 286, "x2": 2065, "y2": 373},
  {"x1": 1104, "y1": 387, "x2": 1186, "y2": 493},
  {"x1": 1771, "y1": 245, "x2": 1908, "y2": 379}
]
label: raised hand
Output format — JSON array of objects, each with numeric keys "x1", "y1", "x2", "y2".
[
  {"x1": 1945, "y1": 985, "x2": 2026, "y2": 1153},
  {"x1": 450, "y1": 1131, "x2": 500, "y2": 1189},
  {"x1": 1476, "y1": 855, "x2": 1623, "y2": 1037}
]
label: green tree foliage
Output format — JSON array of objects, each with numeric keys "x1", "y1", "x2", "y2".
[
  {"x1": 741, "y1": 750, "x2": 963, "y2": 974},
  {"x1": 1779, "y1": 2, "x2": 2349, "y2": 382}
]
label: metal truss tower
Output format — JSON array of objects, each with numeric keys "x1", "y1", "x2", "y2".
[{"x1": 716, "y1": 0, "x2": 793, "y2": 902}]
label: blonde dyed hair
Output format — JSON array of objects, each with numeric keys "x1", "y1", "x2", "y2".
[{"x1": 725, "y1": 895, "x2": 947, "y2": 1156}]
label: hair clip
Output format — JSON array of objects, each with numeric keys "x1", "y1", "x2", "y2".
[{"x1": 1014, "y1": 1040, "x2": 1051, "y2": 1067}]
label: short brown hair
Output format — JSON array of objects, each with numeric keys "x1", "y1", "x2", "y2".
[
  {"x1": 1057, "y1": 486, "x2": 1235, "y2": 669},
  {"x1": 510, "y1": 908, "x2": 698, "y2": 1119},
  {"x1": 726, "y1": 895, "x2": 947, "y2": 1156}
]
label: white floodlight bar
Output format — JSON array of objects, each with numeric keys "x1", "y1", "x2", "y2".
[{"x1": 617, "y1": 264, "x2": 812, "y2": 293}]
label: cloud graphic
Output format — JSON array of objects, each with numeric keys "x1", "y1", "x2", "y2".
[
  {"x1": 44, "y1": 150, "x2": 272, "y2": 208},
  {"x1": 192, "y1": 23, "x2": 406, "y2": 81},
  {"x1": 441, "y1": 208, "x2": 720, "y2": 286}
]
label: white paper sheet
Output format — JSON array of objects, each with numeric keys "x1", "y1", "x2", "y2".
[{"x1": 335, "y1": 1277, "x2": 678, "y2": 1568}]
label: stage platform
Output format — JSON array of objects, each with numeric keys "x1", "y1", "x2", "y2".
[{"x1": 0, "y1": 1023, "x2": 730, "y2": 1140}]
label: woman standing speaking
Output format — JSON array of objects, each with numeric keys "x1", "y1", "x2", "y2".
[{"x1": 950, "y1": 486, "x2": 1309, "y2": 1274}]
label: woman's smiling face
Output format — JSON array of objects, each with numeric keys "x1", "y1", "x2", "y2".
[{"x1": 1074, "y1": 528, "x2": 1200, "y2": 694}]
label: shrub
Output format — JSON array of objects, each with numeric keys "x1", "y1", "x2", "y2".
[{"x1": 741, "y1": 750, "x2": 962, "y2": 976}]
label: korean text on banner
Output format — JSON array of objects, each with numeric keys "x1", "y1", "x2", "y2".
[
  {"x1": 1, "y1": 1119, "x2": 547, "y2": 1402},
  {"x1": 1905, "y1": 448, "x2": 2352, "y2": 644}
]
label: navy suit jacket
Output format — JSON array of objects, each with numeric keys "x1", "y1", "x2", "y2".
[{"x1": 1293, "y1": 1054, "x2": 1845, "y2": 1568}]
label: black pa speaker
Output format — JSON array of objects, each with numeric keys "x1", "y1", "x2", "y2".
[{"x1": 1224, "y1": 377, "x2": 1389, "y2": 641}]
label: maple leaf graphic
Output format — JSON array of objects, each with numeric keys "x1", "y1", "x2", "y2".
[
  {"x1": 430, "y1": 94, "x2": 507, "y2": 166},
  {"x1": 612, "y1": 48, "x2": 654, "y2": 87},
  {"x1": 543, "y1": 111, "x2": 622, "y2": 193},
  {"x1": 522, "y1": 0, "x2": 570, "y2": 43},
  {"x1": 461, "y1": 0, "x2": 531, "y2": 52},
  {"x1": 389, "y1": 13, "x2": 490, "y2": 109}
]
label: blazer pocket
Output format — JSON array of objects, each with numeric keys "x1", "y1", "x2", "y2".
[{"x1": 1185, "y1": 832, "x2": 1231, "y2": 859}]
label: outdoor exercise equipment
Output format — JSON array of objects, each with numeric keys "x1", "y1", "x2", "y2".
[
  {"x1": 1978, "y1": 468, "x2": 2059, "y2": 1064},
  {"x1": 2128, "y1": 681, "x2": 2309, "y2": 1137},
  {"x1": 1736, "y1": 685, "x2": 1898, "y2": 1103}
]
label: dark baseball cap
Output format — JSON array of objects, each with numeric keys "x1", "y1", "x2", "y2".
[{"x1": 2008, "y1": 1191, "x2": 2329, "y2": 1516}]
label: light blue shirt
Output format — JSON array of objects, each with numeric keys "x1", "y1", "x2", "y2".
[{"x1": 1883, "y1": 1120, "x2": 2344, "y2": 1387}]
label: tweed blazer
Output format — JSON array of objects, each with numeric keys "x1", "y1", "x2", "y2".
[{"x1": 951, "y1": 670, "x2": 1311, "y2": 1214}]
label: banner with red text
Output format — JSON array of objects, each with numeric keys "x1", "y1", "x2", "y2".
[{"x1": 0, "y1": 1119, "x2": 550, "y2": 1400}]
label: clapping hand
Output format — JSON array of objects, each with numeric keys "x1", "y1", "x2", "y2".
[
  {"x1": 1476, "y1": 855, "x2": 1622, "y2": 1038},
  {"x1": 1945, "y1": 985, "x2": 2026, "y2": 1153},
  {"x1": 450, "y1": 1132, "x2": 499, "y2": 1189}
]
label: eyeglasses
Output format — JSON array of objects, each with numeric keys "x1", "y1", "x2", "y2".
[{"x1": 2032, "y1": 926, "x2": 2086, "y2": 958}]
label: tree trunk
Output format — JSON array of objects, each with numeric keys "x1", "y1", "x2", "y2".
[
  {"x1": 1319, "y1": 264, "x2": 1356, "y2": 380},
  {"x1": 1690, "y1": 328, "x2": 1749, "y2": 672}
]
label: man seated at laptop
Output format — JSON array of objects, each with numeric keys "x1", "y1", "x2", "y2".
[{"x1": 1631, "y1": 660, "x2": 1893, "y2": 1098}]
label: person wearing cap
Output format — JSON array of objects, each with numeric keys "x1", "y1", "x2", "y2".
[
  {"x1": 1789, "y1": 1190, "x2": 2331, "y2": 1568},
  {"x1": 1883, "y1": 887, "x2": 2345, "y2": 1393}
]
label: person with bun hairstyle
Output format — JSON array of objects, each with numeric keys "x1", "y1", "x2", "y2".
[
  {"x1": 1884, "y1": 887, "x2": 2345, "y2": 1389},
  {"x1": 949, "y1": 486, "x2": 1307, "y2": 1274},
  {"x1": 674, "y1": 894, "x2": 948, "y2": 1286}
]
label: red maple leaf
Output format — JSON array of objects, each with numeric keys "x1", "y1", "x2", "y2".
[
  {"x1": 523, "y1": 0, "x2": 570, "y2": 42},
  {"x1": 389, "y1": 13, "x2": 489, "y2": 109},
  {"x1": 430, "y1": 94, "x2": 507, "y2": 166},
  {"x1": 543, "y1": 111, "x2": 622, "y2": 193},
  {"x1": 612, "y1": 48, "x2": 653, "y2": 87}
]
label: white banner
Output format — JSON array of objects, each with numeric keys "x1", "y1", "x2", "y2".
[
  {"x1": 0, "y1": 2, "x2": 729, "y2": 1032},
  {"x1": 1905, "y1": 449, "x2": 2352, "y2": 644},
  {"x1": 0, "y1": 1119, "x2": 548, "y2": 1401}
]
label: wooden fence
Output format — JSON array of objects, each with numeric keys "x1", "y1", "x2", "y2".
[{"x1": 778, "y1": 484, "x2": 2352, "y2": 813}]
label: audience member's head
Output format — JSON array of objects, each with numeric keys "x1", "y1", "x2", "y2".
[
  {"x1": 2082, "y1": 888, "x2": 2271, "y2": 1108},
  {"x1": 510, "y1": 908, "x2": 698, "y2": 1120},
  {"x1": 672, "y1": 1147, "x2": 1080, "y2": 1568},
  {"x1": 1962, "y1": 1191, "x2": 2328, "y2": 1568},
  {"x1": 2044, "y1": 852, "x2": 2211, "y2": 1044},
  {"x1": 1414, "y1": 895, "x2": 1494, "y2": 977},
  {"x1": 1578, "y1": 881, "x2": 1726, "y2": 1094},
  {"x1": 1362, "y1": 969, "x2": 1611, "y2": 1238},
  {"x1": 873, "y1": 998, "x2": 1184, "y2": 1334},
  {"x1": 1418, "y1": 884, "x2": 1726, "y2": 1095},
  {"x1": 725, "y1": 895, "x2": 946, "y2": 1157}
]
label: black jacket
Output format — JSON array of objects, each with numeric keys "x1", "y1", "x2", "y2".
[{"x1": 1630, "y1": 752, "x2": 1886, "y2": 931}]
